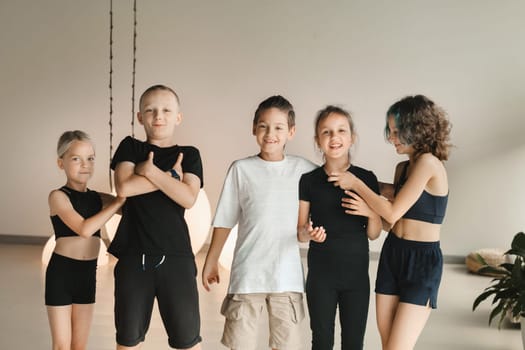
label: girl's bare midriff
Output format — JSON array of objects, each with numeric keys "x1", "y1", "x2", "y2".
[
  {"x1": 54, "y1": 236, "x2": 100, "y2": 260},
  {"x1": 391, "y1": 218, "x2": 440, "y2": 242}
]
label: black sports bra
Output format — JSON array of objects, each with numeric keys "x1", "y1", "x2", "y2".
[
  {"x1": 394, "y1": 163, "x2": 448, "y2": 224},
  {"x1": 50, "y1": 186, "x2": 103, "y2": 239}
]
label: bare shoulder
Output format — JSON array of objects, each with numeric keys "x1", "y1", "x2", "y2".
[
  {"x1": 416, "y1": 153, "x2": 448, "y2": 192},
  {"x1": 48, "y1": 188, "x2": 66, "y2": 202},
  {"x1": 48, "y1": 189, "x2": 70, "y2": 215},
  {"x1": 415, "y1": 153, "x2": 444, "y2": 171}
]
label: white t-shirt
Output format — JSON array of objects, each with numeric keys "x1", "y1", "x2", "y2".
[{"x1": 213, "y1": 155, "x2": 316, "y2": 294}]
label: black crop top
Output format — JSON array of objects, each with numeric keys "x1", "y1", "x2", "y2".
[
  {"x1": 50, "y1": 186, "x2": 103, "y2": 239},
  {"x1": 395, "y1": 162, "x2": 448, "y2": 224}
]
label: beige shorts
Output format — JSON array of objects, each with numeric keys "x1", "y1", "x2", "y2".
[{"x1": 220, "y1": 292, "x2": 305, "y2": 349}]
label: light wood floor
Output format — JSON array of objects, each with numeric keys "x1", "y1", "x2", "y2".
[{"x1": 0, "y1": 243, "x2": 521, "y2": 349}]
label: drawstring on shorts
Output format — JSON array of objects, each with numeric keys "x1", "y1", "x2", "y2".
[
  {"x1": 155, "y1": 255, "x2": 166, "y2": 268},
  {"x1": 141, "y1": 254, "x2": 166, "y2": 271}
]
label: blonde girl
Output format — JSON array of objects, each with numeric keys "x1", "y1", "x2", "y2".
[{"x1": 46, "y1": 130, "x2": 125, "y2": 350}]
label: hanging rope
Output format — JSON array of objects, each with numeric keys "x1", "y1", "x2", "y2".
[
  {"x1": 108, "y1": 0, "x2": 114, "y2": 192},
  {"x1": 109, "y1": 0, "x2": 138, "y2": 190},
  {"x1": 131, "y1": 0, "x2": 137, "y2": 137}
]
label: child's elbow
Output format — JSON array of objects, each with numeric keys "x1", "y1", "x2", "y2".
[
  {"x1": 180, "y1": 194, "x2": 199, "y2": 209},
  {"x1": 367, "y1": 230, "x2": 382, "y2": 241},
  {"x1": 77, "y1": 229, "x2": 93, "y2": 238},
  {"x1": 296, "y1": 230, "x2": 308, "y2": 243},
  {"x1": 180, "y1": 201, "x2": 194, "y2": 210},
  {"x1": 384, "y1": 213, "x2": 401, "y2": 226},
  {"x1": 115, "y1": 182, "x2": 131, "y2": 198}
]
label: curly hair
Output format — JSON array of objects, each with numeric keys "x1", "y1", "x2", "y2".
[{"x1": 384, "y1": 95, "x2": 452, "y2": 161}]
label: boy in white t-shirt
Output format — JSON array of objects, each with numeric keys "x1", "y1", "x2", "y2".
[{"x1": 202, "y1": 95, "x2": 316, "y2": 350}]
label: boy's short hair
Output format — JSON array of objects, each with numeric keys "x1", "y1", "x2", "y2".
[
  {"x1": 139, "y1": 85, "x2": 180, "y2": 110},
  {"x1": 253, "y1": 95, "x2": 295, "y2": 128}
]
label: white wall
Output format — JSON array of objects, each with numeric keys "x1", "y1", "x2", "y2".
[
  {"x1": 444, "y1": 145, "x2": 525, "y2": 255},
  {"x1": 0, "y1": 0, "x2": 523, "y2": 256}
]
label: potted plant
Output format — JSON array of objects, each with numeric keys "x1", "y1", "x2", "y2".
[{"x1": 473, "y1": 231, "x2": 525, "y2": 331}]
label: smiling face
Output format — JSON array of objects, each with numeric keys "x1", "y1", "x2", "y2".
[
  {"x1": 387, "y1": 115, "x2": 413, "y2": 155},
  {"x1": 57, "y1": 140, "x2": 95, "y2": 190},
  {"x1": 315, "y1": 112, "x2": 354, "y2": 160},
  {"x1": 138, "y1": 89, "x2": 182, "y2": 146},
  {"x1": 252, "y1": 107, "x2": 295, "y2": 161}
]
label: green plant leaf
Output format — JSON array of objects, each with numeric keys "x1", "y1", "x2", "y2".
[
  {"x1": 472, "y1": 231, "x2": 525, "y2": 328},
  {"x1": 508, "y1": 232, "x2": 525, "y2": 257},
  {"x1": 518, "y1": 294, "x2": 525, "y2": 311},
  {"x1": 473, "y1": 290, "x2": 497, "y2": 310},
  {"x1": 474, "y1": 253, "x2": 489, "y2": 265},
  {"x1": 488, "y1": 300, "x2": 504, "y2": 327},
  {"x1": 495, "y1": 289, "x2": 518, "y2": 303},
  {"x1": 478, "y1": 265, "x2": 509, "y2": 276},
  {"x1": 511, "y1": 257, "x2": 525, "y2": 285},
  {"x1": 498, "y1": 263, "x2": 514, "y2": 273}
]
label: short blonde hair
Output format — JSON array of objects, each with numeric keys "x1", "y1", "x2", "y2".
[
  {"x1": 139, "y1": 84, "x2": 180, "y2": 111},
  {"x1": 57, "y1": 130, "x2": 93, "y2": 158}
]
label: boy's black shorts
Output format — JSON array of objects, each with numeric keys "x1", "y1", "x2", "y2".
[
  {"x1": 45, "y1": 252, "x2": 97, "y2": 306},
  {"x1": 375, "y1": 232, "x2": 443, "y2": 309},
  {"x1": 114, "y1": 254, "x2": 202, "y2": 348}
]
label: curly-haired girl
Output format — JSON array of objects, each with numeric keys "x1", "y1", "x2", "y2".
[{"x1": 328, "y1": 95, "x2": 451, "y2": 350}]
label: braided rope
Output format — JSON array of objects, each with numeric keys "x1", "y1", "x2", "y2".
[
  {"x1": 108, "y1": 0, "x2": 114, "y2": 192},
  {"x1": 131, "y1": 0, "x2": 137, "y2": 137}
]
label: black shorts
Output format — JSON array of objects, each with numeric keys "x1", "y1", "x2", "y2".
[
  {"x1": 375, "y1": 232, "x2": 443, "y2": 308},
  {"x1": 45, "y1": 252, "x2": 97, "y2": 306},
  {"x1": 114, "y1": 255, "x2": 202, "y2": 349}
]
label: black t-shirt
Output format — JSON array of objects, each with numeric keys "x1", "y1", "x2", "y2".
[
  {"x1": 299, "y1": 165, "x2": 379, "y2": 253},
  {"x1": 51, "y1": 186, "x2": 102, "y2": 239},
  {"x1": 109, "y1": 136, "x2": 204, "y2": 257}
]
